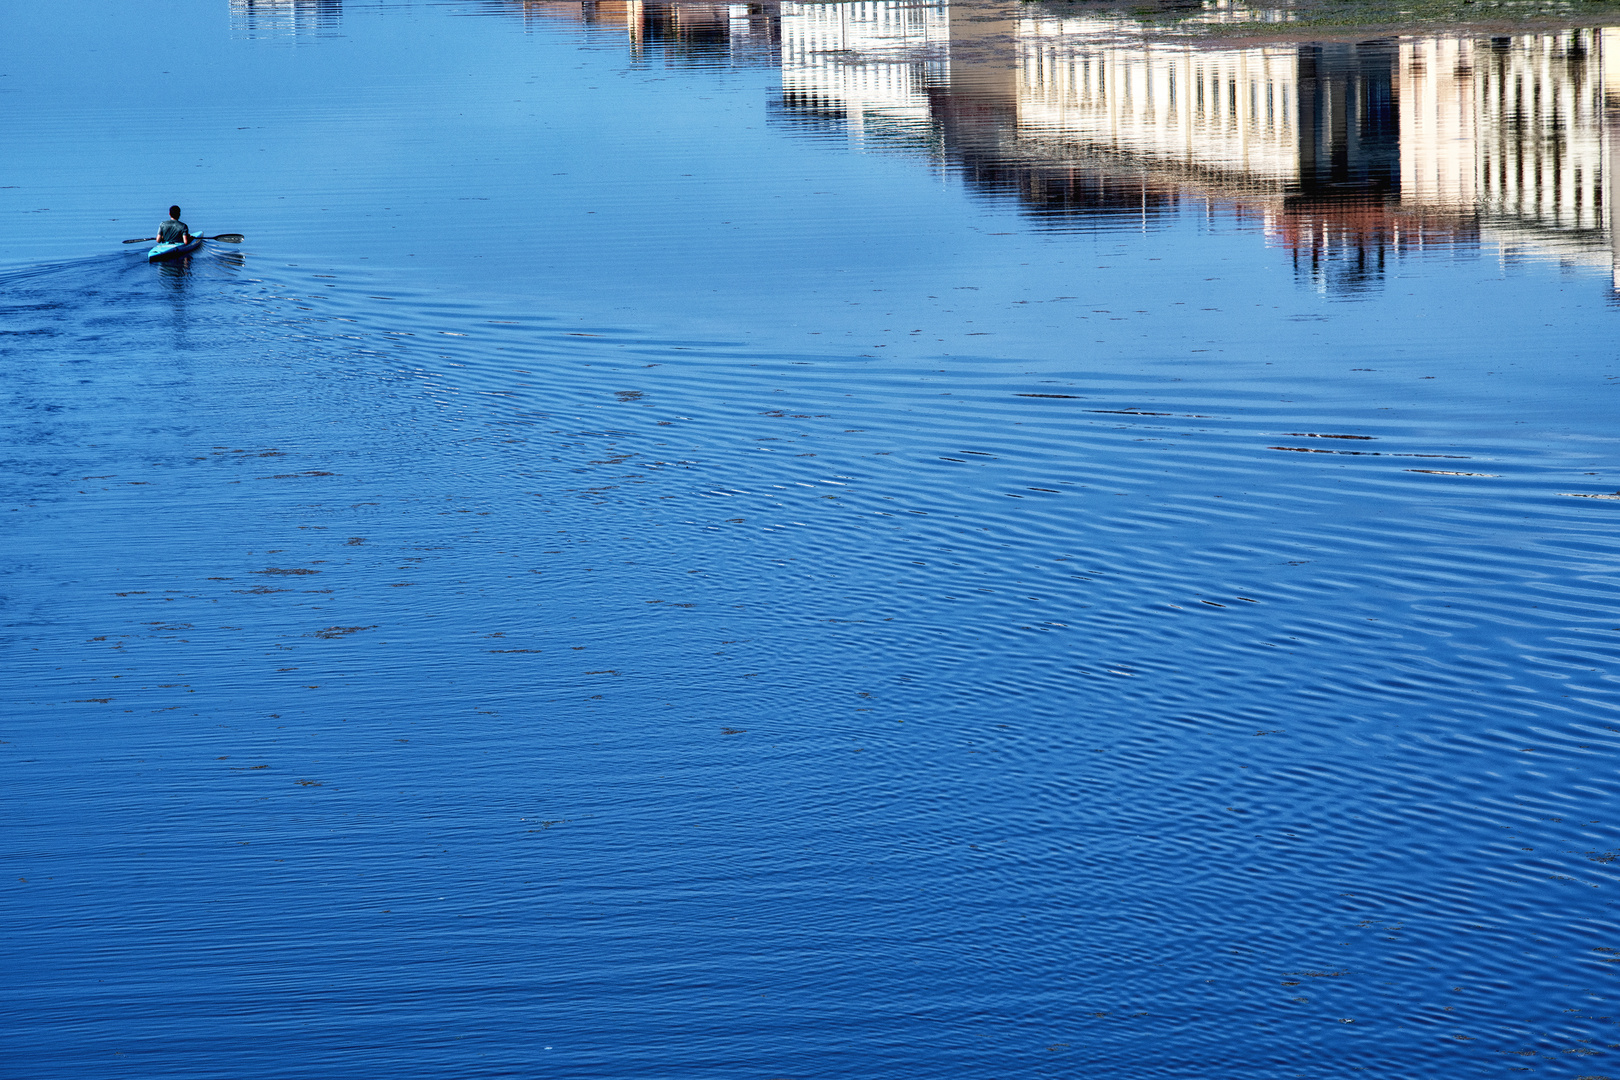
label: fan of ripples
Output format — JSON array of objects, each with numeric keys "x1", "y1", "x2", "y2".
[{"x1": 3, "y1": 239, "x2": 1618, "y2": 1077}]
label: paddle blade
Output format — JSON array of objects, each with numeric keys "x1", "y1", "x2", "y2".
[
  {"x1": 123, "y1": 237, "x2": 154, "y2": 244},
  {"x1": 206, "y1": 234, "x2": 244, "y2": 243}
]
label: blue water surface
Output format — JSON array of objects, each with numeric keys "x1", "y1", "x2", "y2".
[{"x1": 4, "y1": 2, "x2": 1620, "y2": 1077}]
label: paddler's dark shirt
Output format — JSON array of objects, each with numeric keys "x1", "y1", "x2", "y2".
[{"x1": 157, "y1": 219, "x2": 189, "y2": 244}]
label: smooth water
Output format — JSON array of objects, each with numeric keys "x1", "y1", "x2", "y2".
[{"x1": 5, "y1": 2, "x2": 1620, "y2": 1076}]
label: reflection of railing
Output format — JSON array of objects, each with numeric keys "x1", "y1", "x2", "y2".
[{"x1": 229, "y1": 0, "x2": 342, "y2": 39}]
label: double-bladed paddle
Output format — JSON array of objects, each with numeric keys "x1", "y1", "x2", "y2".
[{"x1": 122, "y1": 233, "x2": 245, "y2": 244}]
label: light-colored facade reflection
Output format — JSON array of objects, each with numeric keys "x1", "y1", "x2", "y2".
[
  {"x1": 229, "y1": 0, "x2": 342, "y2": 39},
  {"x1": 1402, "y1": 31, "x2": 1616, "y2": 265},
  {"x1": 1014, "y1": 21, "x2": 1304, "y2": 191},
  {"x1": 781, "y1": 2, "x2": 1406, "y2": 196},
  {"x1": 780, "y1": 1, "x2": 947, "y2": 139},
  {"x1": 384, "y1": 0, "x2": 1620, "y2": 291},
  {"x1": 773, "y1": 2, "x2": 1620, "y2": 290}
]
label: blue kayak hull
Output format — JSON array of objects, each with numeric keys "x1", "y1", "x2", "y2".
[{"x1": 148, "y1": 237, "x2": 203, "y2": 262}]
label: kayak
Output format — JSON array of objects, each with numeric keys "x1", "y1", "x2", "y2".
[{"x1": 148, "y1": 237, "x2": 203, "y2": 262}]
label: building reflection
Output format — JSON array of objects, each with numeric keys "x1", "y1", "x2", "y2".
[
  {"x1": 631, "y1": 1, "x2": 778, "y2": 63},
  {"x1": 490, "y1": 0, "x2": 778, "y2": 64},
  {"x1": 778, "y1": 1, "x2": 948, "y2": 138},
  {"x1": 404, "y1": 0, "x2": 1620, "y2": 293},
  {"x1": 229, "y1": 0, "x2": 342, "y2": 39},
  {"x1": 774, "y1": 3, "x2": 1620, "y2": 293}
]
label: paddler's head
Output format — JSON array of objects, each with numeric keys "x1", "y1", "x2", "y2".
[{"x1": 169, "y1": 205, "x2": 182, "y2": 219}]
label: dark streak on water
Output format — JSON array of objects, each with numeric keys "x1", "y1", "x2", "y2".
[{"x1": 4, "y1": 2, "x2": 1620, "y2": 1077}]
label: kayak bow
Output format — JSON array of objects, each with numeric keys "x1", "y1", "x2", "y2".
[{"x1": 147, "y1": 237, "x2": 203, "y2": 262}]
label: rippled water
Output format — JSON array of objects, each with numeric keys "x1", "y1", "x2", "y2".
[{"x1": 6, "y1": 1, "x2": 1620, "y2": 1076}]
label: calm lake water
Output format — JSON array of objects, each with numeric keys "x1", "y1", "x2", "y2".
[{"x1": 5, "y1": 1, "x2": 1620, "y2": 1076}]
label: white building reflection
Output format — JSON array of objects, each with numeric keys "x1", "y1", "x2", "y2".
[
  {"x1": 397, "y1": 0, "x2": 1620, "y2": 292},
  {"x1": 1401, "y1": 32, "x2": 1615, "y2": 263},
  {"x1": 1012, "y1": 21, "x2": 1306, "y2": 192},
  {"x1": 779, "y1": 1, "x2": 947, "y2": 139},
  {"x1": 774, "y1": 2, "x2": 1620, "y2": 291},
  {"x1": 229, "y1": 0, "x2": 343, "y2": 39}
]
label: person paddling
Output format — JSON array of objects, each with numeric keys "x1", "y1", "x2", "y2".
[{"x1": 155, "y1": 205, "x2": 191, "y2": 245}]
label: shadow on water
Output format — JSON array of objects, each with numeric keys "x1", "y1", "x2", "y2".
[{"x1": 151, "y1": 247, "x2": 245, "y2": 280}]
